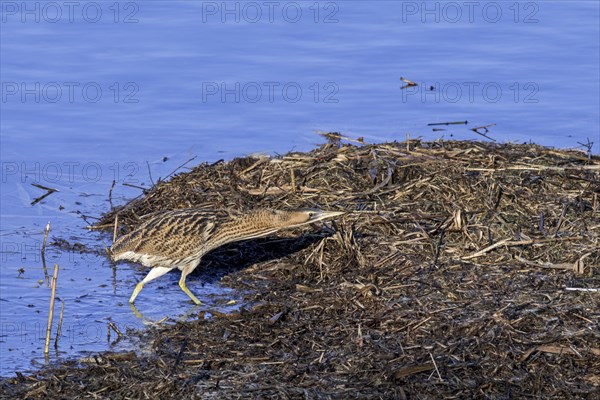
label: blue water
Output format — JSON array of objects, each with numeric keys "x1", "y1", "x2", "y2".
[{"x1": 1, "y1": 0, "x2": 599, "y2": 376}]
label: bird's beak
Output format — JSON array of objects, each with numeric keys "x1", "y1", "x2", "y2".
[{"x1": 308, "y1": 210, "x2": 345, "y2": 223}]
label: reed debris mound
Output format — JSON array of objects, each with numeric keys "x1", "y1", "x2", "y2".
[{"x1": 4, "y1": 139, "x2": 600, "y2": 399}]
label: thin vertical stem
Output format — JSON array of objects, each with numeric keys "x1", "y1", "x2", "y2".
[
  {"x1": 54, "y1": 298, "x2": 65, "y2": 350},
  {"x1": 44, "y1": 264, "x2": 59, "y2": 355}
]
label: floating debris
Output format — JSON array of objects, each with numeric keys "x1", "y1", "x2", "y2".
[
  {"x1": 427, "y1": 120, "x2": 468, "y2": 126},
  {"x1": 30, "y1": 184, "x2": 58, "y2": 206},
  {"x1": 470, "y1": 123, "x2": 497, "y2": 141},
  {"x1": 400, "y1": 76, "x2": 418, "y2": 90}
]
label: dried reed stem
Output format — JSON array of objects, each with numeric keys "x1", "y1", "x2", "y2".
[
  {"x1": 42, "y1": 221, "x2": 50, "y2": 253},
  {"x1": 54, "y1": 298, "x2": 65, "y2": 350},
  {"x1": 44, "y1": 264, "x2": 59, "y2": 355},
  {"x1": 41, "y1": 222, "x2": 51, "y2": 285},
  {"x1": 113, "y1": 214, "x2": 119, "y2": 243},
  {"x1": 290, "y1": 168, "x2": 296, "y2": 193}
]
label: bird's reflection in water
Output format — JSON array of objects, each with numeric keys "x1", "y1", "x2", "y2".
[{"x1": 129, "y1": 300, "x2": 201, "y2": 324}]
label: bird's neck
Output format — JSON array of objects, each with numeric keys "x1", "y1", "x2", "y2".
[{"x1": 208, "y1": 219, "x2": 280, "y2": 250}]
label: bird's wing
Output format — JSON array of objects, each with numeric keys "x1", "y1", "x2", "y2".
[{"x1": 111, "y1": 209, "x2": 231, "y2": 263}]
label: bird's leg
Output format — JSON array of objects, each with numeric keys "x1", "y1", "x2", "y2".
[
  {"x1": 129, "y1": 266, "x2": 174, "y2": 304},
  {"x1": 179, "y1": 269, "x2": 202, "y2": 305},
  {"x1": 129, "y1": 282, "x2": 145, "y2": 304}
]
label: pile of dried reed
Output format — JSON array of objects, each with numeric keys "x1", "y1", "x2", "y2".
[{"x1": 3, "y1": 137, "x2": 599, "y2": 399}]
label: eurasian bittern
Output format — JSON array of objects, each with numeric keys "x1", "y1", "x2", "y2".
[{"x1": 111, "y1": 208, "x2": 344, "y2": 305}]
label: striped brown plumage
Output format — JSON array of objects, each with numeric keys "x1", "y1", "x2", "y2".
[{"x1": 111, "y1": 208, "x2": 344, "y2": 305}]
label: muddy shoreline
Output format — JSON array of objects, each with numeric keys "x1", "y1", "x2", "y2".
[{"x1": 2, "y1": 138, "x2": 599, "y2": 399}]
